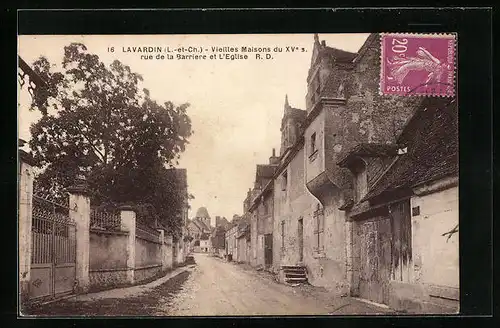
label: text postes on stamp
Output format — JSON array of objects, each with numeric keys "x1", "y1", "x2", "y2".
[{"x1": 380, "y1": 33, "x2": 456, "y2": 97}]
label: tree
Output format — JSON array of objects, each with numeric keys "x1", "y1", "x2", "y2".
[{"x1": 28, "y1": 43, "x2": 193, "y2": 233}]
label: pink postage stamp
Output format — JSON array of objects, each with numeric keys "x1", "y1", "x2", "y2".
[{"x1": 380, "y1": 33, "x2": 456, "y2": 97}]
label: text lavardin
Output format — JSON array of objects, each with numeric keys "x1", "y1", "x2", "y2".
[{"x1": 122, "y1": 46, "x2": 164, "y2": 53}]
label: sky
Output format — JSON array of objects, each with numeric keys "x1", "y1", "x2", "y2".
[{"x1": 18, "y1": 33, "x2": 369, "y2": 226}]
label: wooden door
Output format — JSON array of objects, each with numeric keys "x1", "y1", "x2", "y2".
[
  {"x1": 264, "y1": 234, "x2": 273, "y2": 266},
  {"x1": 358, "y1": 217, "x2": 392, "y2": 305},
  {"x1": 389, "y1": 200, "x2": 412, "y2": 282}
]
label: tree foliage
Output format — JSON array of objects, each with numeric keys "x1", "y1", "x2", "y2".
[{"x1": 29, "y1": 43, "x2": 193, "y2": 234}]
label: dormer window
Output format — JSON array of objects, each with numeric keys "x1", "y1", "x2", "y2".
[
  {"x1": 310, "y1": 132, "x2": 317, "y2": 155},
  {"x1": 308, "y1": 71, "x2": 321, "y2": 107}
]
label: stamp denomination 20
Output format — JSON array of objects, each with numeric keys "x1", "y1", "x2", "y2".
[{"x1": 380, "y1": 33, "x2": 456, "y2": 97}]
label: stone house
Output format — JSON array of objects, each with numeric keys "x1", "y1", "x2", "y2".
[
  {"x1": 210, "y1": 217, "x2": 229, "y2": 256},
  {"x1": 224, "y1": 216, "x2": 241, "y2": 261},
  {"x1": 215, "y1": 215, "x2": 230, "y2": 230},
  {"x1": 271, "y1": 96, "x2": 317, "y2": 277},
  {"x1": 338, "y1": 98, "x2": 459, "y2": 313},
  {"x1": 270, "y1": 33, "x2": 427, "y2": 296},
  {"x1": 193, "y1": 207, "x2": 212, "y2": 230},
  {"x1": 248, "y1": 150, "x2": 278, "y2": 268},
  {"x1": 199, "y1": 232, "x2": 211, "y2": 253},
  {"x1": 187, "y1": 216, "x2": 211, "y2": 252},
  {"x1": 236, "y1": 217, "x2": 251, "y2": 263}
]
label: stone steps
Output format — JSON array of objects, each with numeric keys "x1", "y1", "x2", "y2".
[{"x1": 281, "y1": 265, "x2": 308, "y2": 285}]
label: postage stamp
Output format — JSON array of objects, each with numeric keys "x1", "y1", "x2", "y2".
[{"x1": 380, "y1": 33, "x2": 457, "y2": 97}]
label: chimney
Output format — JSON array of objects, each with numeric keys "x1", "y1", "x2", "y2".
[
  {"x1": 321, "y1": 40, "x2": 326, "y2": 46},
  {"x1": 269, "y1": 148, "x2": 279, "y2": 165}
]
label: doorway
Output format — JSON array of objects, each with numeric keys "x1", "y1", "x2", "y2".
[{"x1": 264, "y1": 233, "x2": 273, "y2": 267}]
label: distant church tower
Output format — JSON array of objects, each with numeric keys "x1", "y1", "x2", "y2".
[
  {"x1": 280, "y1": 94, "x2": 307, "y2": 156},
  {"x1": 195, "y1": 207, "x2": 211, "y2": 228}
]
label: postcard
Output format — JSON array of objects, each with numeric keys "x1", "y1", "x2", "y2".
[{"x1": 18, "y1": 32, "x2": 458, "y2": 316}]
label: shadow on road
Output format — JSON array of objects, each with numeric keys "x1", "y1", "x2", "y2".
[{"x1": 24, "y1": 271, "x2": 191, "y2": 317}]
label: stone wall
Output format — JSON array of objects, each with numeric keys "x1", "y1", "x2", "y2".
[
  {"x1": 250, "y1": 212, "x2": 258, "y2": 266},
  {"x1": 135, "y1": 236, "x2": 162, "y2": 268},
  {"x1": 134, "y1": 265, "x2": 162, "y2": 283},
  {"x1": 387, "y1": 182, "x2": 459, "y2": 313},
  {"x1": 237, "y1": 237, "x2": 249, "y2": 263},
  {"x1": 89, "y1": 268, "x2": 128, "y2": 290},
  {"x1": 411, "y1": 185, "x2": 459, "y2": 288},
  {"x1": 307, "y1": 187, "x2": 349, "y2": 294},
  {"x1": 89, "y1": 230, "x2": 129, "y2": 270},
  {"x1": 273, "y1": 148, "x2": 316, "y2": 271},
  {"x1": 88, "y1": 230, "x2": 130, "y2": 289}
]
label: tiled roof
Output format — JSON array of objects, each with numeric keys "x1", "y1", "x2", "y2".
[
  {"x1": 281, "y1": 107, "x2": 307, "y2": 130},
  {"x1": 215, "y1": 216, "x2": 230, "y2": 229},
  {"x1": 323, "y1": 46, "x2": 357, "y2": 63},
  {"x1": 191, "y1": 217, "x2": 210, "y2": 232},
  {"x1": 363, "y1": 98, "x2": 458, "y2": 201},
  {"x1": 352, "y1": 33, "x2": 379, "y2": 64},
  {"x1": 195, "y1": 207, "x2": 210, "y2": 219},
  {"x1": 338, "y1": 143, "x2": 400, "y2": 167},
  {"x1": 256, "y1": 164, "x2": 276, "y2": 178},
  {"x1": 256, "y1": 164, "x2": 276, "y2": 182}
]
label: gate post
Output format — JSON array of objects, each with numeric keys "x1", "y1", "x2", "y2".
[
  {"x1": 157, "y1": 229, "x2": 167, "y2": 271},
  {"x1": 68, "y1": 177, "x2": 91, "y2": 293},
  {"x1": 19, "y1": 149, "x2": 35, "y2": 304},
  {"x1": 120, "y1": 206, "x2": 136, "y2": 284},
  {"x1": 165, "y1": 234, "x2": 173, "y2": 269}
]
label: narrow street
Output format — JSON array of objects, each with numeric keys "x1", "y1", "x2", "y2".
[
  {"x1": 162, "y1": 254, "x2": 332, "y2": 315},
  {"x1": 162, "y1": 254, "x2": 392, "y2": 316},
  {"x1": 26, "y1": 253, "x2": 393, "y2": 316}
]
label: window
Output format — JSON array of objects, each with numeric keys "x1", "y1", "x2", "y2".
[
  {"x1": 310, "y1": 132, "x2": 317, "y2": 155},
  {"x1": 281, "y1": 221, "x2": 285, "y2": 250},
  {"x1": 313, "y1": 204, "x2": 324, "y2": 252},
  {"x1": 281, "y1": 171, "x2": 288, "y2": 192}
]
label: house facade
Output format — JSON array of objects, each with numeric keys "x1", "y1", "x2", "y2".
[
  {"x1": 210, "y1": 216, "x2": 229, "y2": 257},
  {"x1": 238, "y1": 34, "x2": 458, "y2": 313},
  {"x1": 248, "y1": 150, "x2": 278, "y2": 268},
  {"x1": 187, "y1": 212, "x2": 212, "y2": 253},
  {"x1": 245, "y1": 33, "x2": 457, "y2": 303},
  {"x1": 199, "y1": 233, "x2": 211, "y2": 253},
  {"x1": 236, "y1": 217, "x2": 251, "y2": 263},
  {"x1": 297, "y1": 33, "x2": 424, "y2": 294},
  {"x1": 225, "y1": 216, "x2": 241, "y2": 261},
  {"x1": 339, "y1": 98, "x2": 459, "y2": 313}
]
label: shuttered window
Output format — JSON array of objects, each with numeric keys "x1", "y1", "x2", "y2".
[{"x1": 313, "y1": 204, "x2": 324, "y2": 252}]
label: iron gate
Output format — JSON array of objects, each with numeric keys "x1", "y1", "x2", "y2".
[{"x1": 30, "y1": 196, "x2": 76, "y2": 300}]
